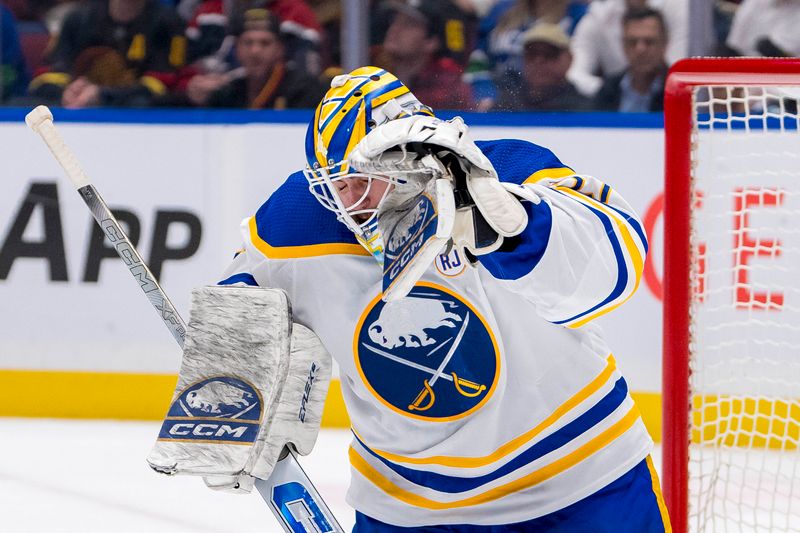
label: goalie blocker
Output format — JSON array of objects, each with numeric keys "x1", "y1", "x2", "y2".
[{"x1": 147, "y1": 285, "x2": 331, "y2": 493}]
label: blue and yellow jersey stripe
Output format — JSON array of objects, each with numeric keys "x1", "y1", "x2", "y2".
[
  {"x1": 349, "y1": 403, "x2": 642, "y2": 510},
  {"x1": 477, "y1": 138, "x2": 572, "y2": 186},
  {"x1": 525, "y1": 166, "x2": 577, "y2": 184},
  {"x1": 551, "y1": 187, "x2": 646, "y2": 328},
  {"x1": 355, "y1": 377, "x2": 631, "y2": 494}
]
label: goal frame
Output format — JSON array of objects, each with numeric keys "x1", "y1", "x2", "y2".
[{"x1": 663, "y1": 57, "x2": 800, "y2": 533}]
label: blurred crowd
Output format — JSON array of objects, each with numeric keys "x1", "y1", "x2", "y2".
[{"x1": 0, "y1": 0, "x2": 798, "y2": 111}]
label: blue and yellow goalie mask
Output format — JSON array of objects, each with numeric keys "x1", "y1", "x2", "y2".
[{"x1": 303, "y1": 66, "x2": 434, "y2": 262}]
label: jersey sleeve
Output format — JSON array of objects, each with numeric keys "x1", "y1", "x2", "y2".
[
  {"x1": 216, "y1": 217, "x2": 268, "y2": 287},
  {"x1": 478, "y1": 173, "x2": 648, "y2": 329}
]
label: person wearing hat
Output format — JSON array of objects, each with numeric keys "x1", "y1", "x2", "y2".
[
  {"x1": 28, "y1": 0, "x2": 187, "y2": 108},
  {"x1": 182, "y1": 0, "x2": 323, "y2": 77},
  {"x1": 465, "y1": 0, "x2": 588, "y2": 112},
  {"x1": 204, "y1": 8, "x2": 327, "y2": 109},
  {"x1": 494, "y1": 22, "x2": 592, "y2": 111},
  {"x1": 373, "y1": 0, "x2": 474, "y2": 110}
]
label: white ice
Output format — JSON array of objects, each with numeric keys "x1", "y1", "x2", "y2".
[
  {"x1": 0, "y1": 419, "x2": 681, "y2": 532},
  {"x1": 0, "y1": 419, "x2": 355, "y2": 533}
]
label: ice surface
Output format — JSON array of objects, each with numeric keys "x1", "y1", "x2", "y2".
[{"x1": 0, "y1": 419, "x2": 354, "y2": 532}]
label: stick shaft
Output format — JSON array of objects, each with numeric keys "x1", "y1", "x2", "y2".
[{"x1": 77, "y1": 184, "x2": 188, "y2": 345}]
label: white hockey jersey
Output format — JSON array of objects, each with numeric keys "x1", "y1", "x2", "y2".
[{"x1": 219, "y1": 139, "x2": 652, "y2": 527}]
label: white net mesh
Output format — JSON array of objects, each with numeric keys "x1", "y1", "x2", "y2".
[{"x1": 689, "y1": 85, "x2": 800, "y2": 532}]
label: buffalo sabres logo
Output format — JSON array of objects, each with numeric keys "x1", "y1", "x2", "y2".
[
  {"x1": 157, "y1": 376, "x2": 263, "y2": 444},
  {"x1": 355, "y1": 282, "x2": 499, "y2": 421},
  {"x1": 179, "y1": 378, "x2": 258, "y2": 418}
]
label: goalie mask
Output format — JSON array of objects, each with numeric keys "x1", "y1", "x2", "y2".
[{"x1": 303, "y1": 66, "x2": 434, "y2": 262}]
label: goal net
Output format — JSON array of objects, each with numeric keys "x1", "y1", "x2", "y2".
[{"x1": 663, "y1": 58, "x2": 800, "y2": 533}]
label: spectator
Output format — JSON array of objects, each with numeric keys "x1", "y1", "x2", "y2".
[
  {"x1": 264, "y1": 0, "x2": 323, "y2": 75},
  {"x1": 725, "y1": 0, "x2": 800, "y2": 57},
  {"x1": 567, "y1": 0, "x2": 688, "y2": 98},
  {"x1": 373, "y1": 0, "x2": 473, "y2": 110},
  {"x1": 495, "y1": 22, "x2": 591, "y2": 111},
  {"x1": 1, "y1": 4, "x2": 30, "y2": 102},
  {"x1": 205, "y1": 8, "x2": 326, "y2": 108},
  {"x1": 183, "y1": 1, "x2": 234, "y2": 69},
  {"x1": 28, "y1": 0, "x2": 187, "y2": 108},
  {"x1": 465, "y1": 0, "x2": 587, "y2": 111},
  {"x1": 371, "y1": 0, "x2": 473, "y2": 67},
  {"x1": 181, "y1": 0, "x2": 322, "y2": 75},
  {"x1": 4, "y1": 1, "x2": 83, "y2": 73},
  {"x1": 594, "y1": 7, "x2": 667, "y2": 112}
]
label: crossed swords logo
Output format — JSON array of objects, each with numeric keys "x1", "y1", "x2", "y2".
[{"x1": 361, "y1": 313, "x2": 486, "y2": 412}]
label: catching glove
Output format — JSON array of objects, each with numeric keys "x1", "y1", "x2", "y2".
[
  {"x1": 350, "y1": 115, "x2": 527, "y2": 254},
  {"x1": 348, "y1": 115, "x2": 529, "y2": 299}
]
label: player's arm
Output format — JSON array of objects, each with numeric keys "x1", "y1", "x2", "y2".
[
  {"x1": 351, "y1": 114, "x2": 631, "y2": 314},
  {"x1": 478, "y1": 171, "x2": 648, "y2": 328},
  {"x1": 349, "y1": 116, "x2": 646, "y2": 325}
]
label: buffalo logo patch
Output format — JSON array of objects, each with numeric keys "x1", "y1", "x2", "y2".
[
  {"x1": 157, "y1": 376, "x2": 262, "y2": 444},
  {"x1": 355, "y1": 282, "x2": 499, "y2": 421}
]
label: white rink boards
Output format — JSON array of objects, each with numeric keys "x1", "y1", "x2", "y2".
[{"x1": 0, "y1": 111, "x2": 665, "y2": 391}]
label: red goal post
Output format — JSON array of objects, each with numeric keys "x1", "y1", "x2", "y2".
[{"x1": 664, "y1": 57, "x2": 800, "y2": 533}]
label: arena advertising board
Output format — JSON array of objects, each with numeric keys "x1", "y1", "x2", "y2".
[{"x1": 0, "y1": 112, "x2": 672, "y2": 426}]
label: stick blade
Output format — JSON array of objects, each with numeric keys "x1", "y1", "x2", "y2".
[{"x1": 25, "y1": 105, "x2": 54, "y2": 132}]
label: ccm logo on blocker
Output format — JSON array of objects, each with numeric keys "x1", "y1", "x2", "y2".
[{"x1": 157, "y1": 376, "x2": 263, "y2": 444}]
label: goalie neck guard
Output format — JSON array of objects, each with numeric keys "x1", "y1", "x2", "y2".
[{"x1": 303, "y1": 66, "x2": 434, "y2": 262}]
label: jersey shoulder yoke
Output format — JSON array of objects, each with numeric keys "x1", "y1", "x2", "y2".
[
  {"x1": 248, "y1": 171, "x2": 368, "y2": 259},
  {"x1": 477, "y1": 139, "x2": 575, "y2": 185}
]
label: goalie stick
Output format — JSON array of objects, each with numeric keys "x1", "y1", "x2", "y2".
[{"x1": 25, "y1": 106, "x2": 343, "y2": 533}]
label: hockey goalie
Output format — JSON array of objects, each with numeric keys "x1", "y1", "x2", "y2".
[{"x1": 150, "y1": 66, "x2": 668, "y2": 532}]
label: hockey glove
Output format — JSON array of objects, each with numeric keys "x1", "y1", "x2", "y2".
[
  {"x1": 349, "y1": 114, "x2": 528, "y2": 256},
  {"x1": 375, "y1": 161, "x2": 455, "y2": 301}
]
